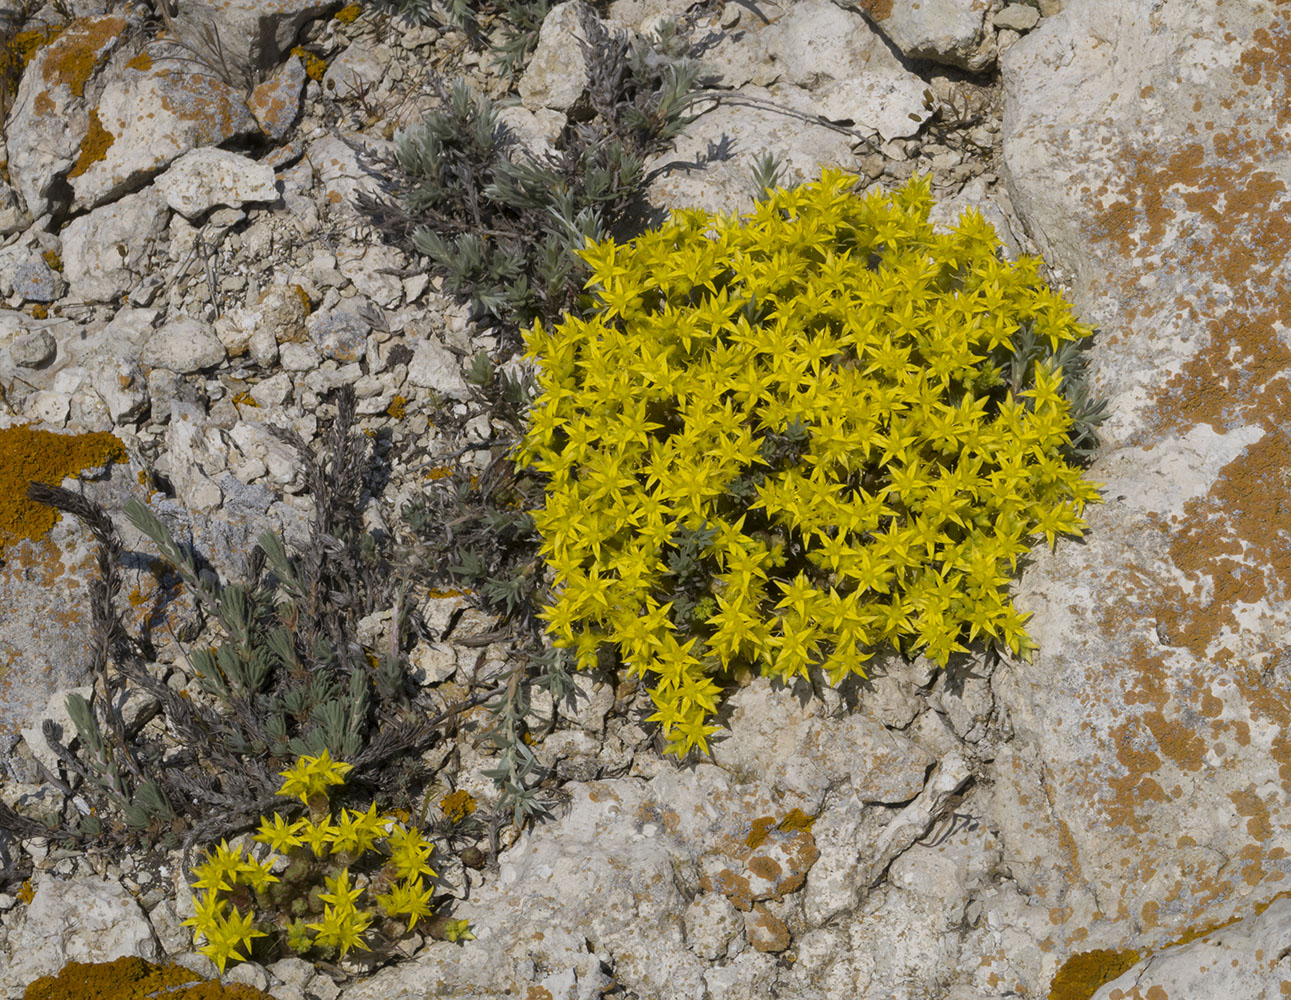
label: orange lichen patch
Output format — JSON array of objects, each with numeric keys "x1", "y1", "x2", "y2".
[
  {"x1": 1231, "y1": 785, "x2": 1274, "y2": 841},
  {"x1": 40, "y1": 249, "x2": 62, "y2": 271},
  {"x1": 21, "y1": 955, "x2": 276, "y2": 999},
  {"x1": 1077, "y1": 14, "x2": 1291, "y2": 644},
  {"x1": 1035, "y1": 14, "x2": 1291, "y2": 940},
  {"x1": 1048, "y1": 948, "x2": 1140, "y2": 1000},
  {"x1": 67, "y1": 105, "x2": 114, "y2": 178},
  {"x1": 9, "y1": 25, "x2": 67, "y2": 69},
  {"x1": 387, "y1": 395, "x2": 407, "y2": 420},
  {"x1": 15, "y1": 880, "x2": 33, "y2": 905},
  {"x1": 150, "y1": 67, "x2": 255, "y2": 140},
  {"x1": 1164, "y1": 890, "x2": 1291, "y2": 950},
  {"x1": 633, "y1": 797, "x2": 681, "y2": 835},
  {"x1": 125, "y1": 49, "x2": 152, "y2": 71},
  {"x1": 855, "y1": 0, "x2": 892, "y2": 21},
  {"x1": 746, "y1": 903, "x2": 791, "y2": 953},
  {"x1": 745, "y1": 816, "x2": 776, "y2": 851},
  {"x1": 700, "y1": 866, "x2": 755, "y2": 911},
  {"x1": 29, "y1": 304, "x2": 48, "y2": 319},
  {"x1": 291, "y1": 283, "x2": 313, "y2": 314},
  {"x1": 38, "y1": 16, "x2": 125, "y2": 99},
  {"x1": 333, "y1": 2, "x2": 362, "y2": 23},
  {"x1": 0, "y1": 425, "x2": 127, "y2": 550},
  {"x1": 440, "y1": 789, "x2": 476, "y2": 824},
  {"x1": 776, "y1": 807, "x2": 816, "y2": 834},
  {"x1": 290, "y1": 46, "x2": 326, "y2": 82}
]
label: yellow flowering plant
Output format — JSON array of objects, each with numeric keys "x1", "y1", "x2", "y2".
[
  {"x1": 183, "y1": 752, "x2": 473, "y2": 972},
  {"x1": 510, "y1": 167, "x2": 1107, "y2": 759}
]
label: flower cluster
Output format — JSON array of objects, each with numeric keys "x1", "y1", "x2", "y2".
[
  {"x1": 510, "y1": 167, "x2": 1104, "y2": 758},
  {"x1": 182, "y1": 751, "x2": 472, "y2": 972}
]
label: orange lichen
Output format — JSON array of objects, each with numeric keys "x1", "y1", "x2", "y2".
[
  {"x1": 386, "y1": 395, "x2": 407, "y2": 420},
  {"x1": 1048, "y1": 948, "x2": 1141, "y2": 1000},
  {"x1": 38, "y1": 16, "x2": 125, "y2": 98},
  {"x1": 125, "y1": 49, "x2": 151, "y2": 71},
  {"x1": 40, "y1": 249, "x2": 62, "y2": 271},
  {"x1": 333, "y1": 2, "x2": 362, "y2": 23},
  {"x1": 68, "y1": 105, "x2": 114, "y2": 178},
  {"x1": 21, "y1": 956, "x2": 275, "y2": 1000},
  {"x1": 289, "y1": 46, "x2": 326, "y2": 82},
  {"x1": 776, "y1": 807, "x2": 816, "y2": 834},
  {"x1": 10, "y1": 26, "x2": 66, "y2": 67},
  {"x1": 440, "y1": 789, "x2": 477, "y2": 823},
  {"x1": 15, "y1": 880, "x2": 34, "y2": 905},
  {"x1": 0, "y1": 424, "x2": 127, "y2": 551},
  {"x1": 291, "y1": 283, "x2": 313, "y2": 315},
  {"x1": 745, "y1": 816, "x2": 777, "y2": 851},
  {"x1": 745, "y1": 809, "x2": 817, "y2": 849},
  {"x1": 29, "y1": 304, "x2": 48, "y2": 319},
  {"x1": 231, "y1": 391, "x2": 259, "y2": 408}
]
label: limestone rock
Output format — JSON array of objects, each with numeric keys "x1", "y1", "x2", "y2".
[
  {"x1": 994, "y1": 0, "x2": 1291, "y2": 964},
  {"x1": 59, "y1": 187, "x2": 170, "y2": 303},
  {"x1": 0, "y1": 874, "x2": 160, "y2": 993},
  {"x1": 517, "y1": 1, "x2": 595, "y2": 112},
  {"x1": 154, "y1": 149, "x2": 278, "y2": 222},
  {"x1": 69, "y1": 65, "x2": 261, "y2": 214}
]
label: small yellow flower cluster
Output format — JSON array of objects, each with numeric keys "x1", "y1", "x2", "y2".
[
  {"x1": 183, "y1": 751, "x2": 468, "y2": 972},
  {"x1": 510, "y1": 167, "x2": 1103, "y2": 759}
]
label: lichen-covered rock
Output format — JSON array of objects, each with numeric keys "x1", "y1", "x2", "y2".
[
  {"x1": 992, "y1": 0, "x2": 1291, "y2": 978},
  {"x1": 19, "y1": 955, "x2": 275, "y2": 1000},
  {"x1": 1, "y1": 876, "x2": 159, "y2": 993},
  {"x1": 5, "y1": 15, "x2": 131, "y2": 219}
]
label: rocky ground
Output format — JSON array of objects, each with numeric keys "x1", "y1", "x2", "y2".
[{"x1": 2, "y1": 0, "x2": 1290, "y2": 997}]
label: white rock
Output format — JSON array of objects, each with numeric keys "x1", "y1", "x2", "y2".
[
  {"x1": 24, "y1": 389, "x2": 72, "y2": 425},
  {"x1": 859, "y1": 0, "x2": 996, "y2": 71},
  {"x1": 59, "y1": 187, "x2": 170, "y2": 303},
  {"x1": 993, "y1": 2, "x2": 1041, "y2": 32},
  {"x1": 0, "y1": 874, "x2": 159, "y2": 993},
  {"x1": 518, "y1": 1, "x2": 595, "y2": 112},
  {"x1": 9, "y1": 328, "x2": 57, "y2": 368},
  {"x1": 408, "y1": 641, "x2": 458, "y2": 685},
  {"x1": 684, "y1": 892, "x2": 744, "y2": 960},
  {"x1": 91, "y1": 356, "x2": 149, "y2": 423},
  {"x1": 224, "y1": 961, "x2": 272, "y2": 991},
  {"x1": 278, "y1": 341, "x2": 321, "y2": 371},
  {"x1": 71, "y1": 74, "x2": 260, "y2": 213},
  {"x1": 1090, "y1": 896, "x2": 1291, "y2": 999},
  {"x1": 322, "y1": 38, "x2": 390, "y2": 99},
  {"x1": 141, "y1": 317, "x2": 226, "y2": 373},
  {"x1": 4, "y1": 15, "x2": 129, "y2": 219},
  {"x1": 406, "y1": 337, "x2": 471, "y2": 400}
]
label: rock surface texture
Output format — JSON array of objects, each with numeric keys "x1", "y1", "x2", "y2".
[{"x1": 1, "y1": 0, "x2": 1289, "y2": 998}]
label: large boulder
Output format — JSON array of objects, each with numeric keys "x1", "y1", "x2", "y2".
[{"x1": 994, "y1": 0, "x2": 1291, "y2": 970}]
